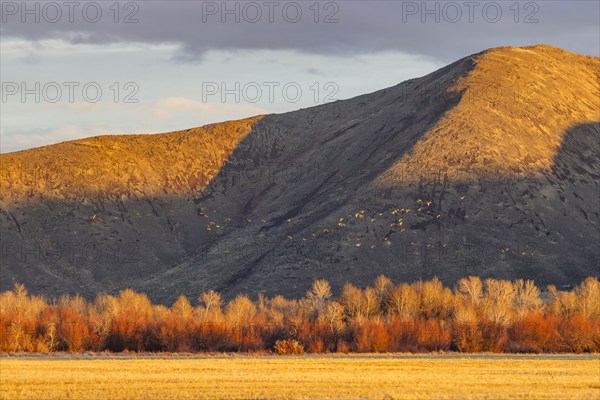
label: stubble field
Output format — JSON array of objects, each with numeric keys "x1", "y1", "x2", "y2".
[{"x1": 1, "y1": 354, "x2": 598, "y2": 399}]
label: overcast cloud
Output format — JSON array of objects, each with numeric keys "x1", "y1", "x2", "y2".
[{"x1": 1, "y1": 1, "x2": 598, "y2": 152}]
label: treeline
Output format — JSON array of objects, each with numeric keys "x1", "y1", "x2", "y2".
[{"x1": 1, "y1": 276, "x2": 599, "y2": 354}]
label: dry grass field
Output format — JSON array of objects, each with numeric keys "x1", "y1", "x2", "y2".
[{"x1": 1, "y1": 354, "x2": 598, "y2": 399}]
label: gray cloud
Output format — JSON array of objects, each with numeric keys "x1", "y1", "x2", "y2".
[
  {"x1": 2, "y1": 0, "x2": 598, "y2": 153},
  {"x1": 1, "y1": 1, "x2": 598, "y2": 62}
]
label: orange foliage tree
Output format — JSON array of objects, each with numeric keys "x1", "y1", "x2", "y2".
[{"x1": 1, "y1": 277, "x2": 599, "y2": 354}]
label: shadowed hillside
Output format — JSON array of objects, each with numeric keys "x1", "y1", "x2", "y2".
[{"x1": 1, "y1": 45, "x2": 598, "y2": 303}]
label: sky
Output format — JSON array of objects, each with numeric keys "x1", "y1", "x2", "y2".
[{"x1": 1, "y1": 0, "x2": 598, "y2": 153}]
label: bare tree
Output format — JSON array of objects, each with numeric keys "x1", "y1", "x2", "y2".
[
  {"x1": 418, "y1": 278, "x2": 453, "y2": 319},
  {"x1": 324, "y1": 301, "x2": 345, "y2": 334},
  {"x1": 198, "y1": 290, "x2": 222, "y2": 320},
  {"x1": 172, "y1": 295, "x2": 194, "y2": 320},
  {"x1": 373, "y1": 275, "x2": 393, "y2": 314},
  {"x1": 482, "y1": 279, "x2": 516, "y2": 326},
  {"x1": 306, "y1": 279, "x2": 332, "y2": 318},
  {"x1": 363, "y1": 288, "x2": 379, "y2": 319},
  {"x1": 225, "y1": 295, "x2": 257, "y2": 328},
  {"x1": 456, "y1": 276, "x2": 483, "y2": 306},
  {"x1": 388, "y1": 283, "x2": 419, "y2": 318},
  {"x1": 513, "y1": 279, "x2": 542, "y2": 318},
  {"x1": 575, "y1": 277, "x2": 600, "y2": 319},
  {"x1": 547, "y1": 285, "x2": 578, "y2": 318},
  {"x1": 340, "y1": 283, "x2": 362, "y2": 319}
]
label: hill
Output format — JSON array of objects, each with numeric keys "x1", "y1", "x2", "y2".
[{"x1": 1, "y1": 45, "x2": 598, "y2": 302}]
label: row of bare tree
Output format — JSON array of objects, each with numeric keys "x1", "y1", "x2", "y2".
[{"x1": 1, "y1": 276, "x2": 598, "y2": 353}]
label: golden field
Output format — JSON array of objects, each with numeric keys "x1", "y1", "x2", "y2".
[{"x1": 1, "y1": 354, "x2": 598, "y2": 399}]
